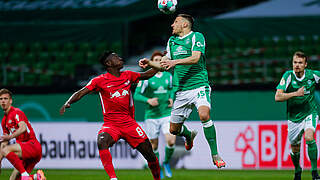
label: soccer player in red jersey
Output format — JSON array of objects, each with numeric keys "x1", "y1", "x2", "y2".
[
  {"x1": 60, "y1": 51, "x2": 162, "y2": 180},
  {"x1": 0, "y1": 88, "x2": 46, "y2": 180}
]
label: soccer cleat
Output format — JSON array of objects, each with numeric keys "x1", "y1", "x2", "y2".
[
  {"x1": 163, "y1": 163, "x2": 172, "y2": 178},
  {"x1": 185, "y1": 130, "x2": 198, "y2": 151},
  {"x1": 213, "y1": 155, "x2": 226, "y2": 168},
  {"x1": 213, "y1": 159, "x2": 226, "y2": 168},
  {"x1": 293, "y1": 172, "x2": 301, "y2": 180},
  {"x1": 36, "y1": 170, "x2": 46, "y2": 180},
  {"x1": 312, "y1": 171, "x2": 320, "y2": 180},
  {"x1": 160, "y1": 168, "x2": 164, "y2": 179}
]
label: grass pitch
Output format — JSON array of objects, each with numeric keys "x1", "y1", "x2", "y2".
[{"x1": 0, "y1": 169, "x2": 313, "y2": 180}]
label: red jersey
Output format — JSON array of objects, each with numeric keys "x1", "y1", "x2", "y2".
[
  {"x1": 1, "y1": 106, "x2": 37, "y2": 142},
  {"x1": 85, "y1": 71, "x2": 141, "y2": 125}
]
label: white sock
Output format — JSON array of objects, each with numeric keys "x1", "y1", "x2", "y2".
[
  {"x1": 21, "y1": 172, "x2": 29, "y2": 176},
  {"x1": 110, "y1": 178, "x2": 118, "y2": 180}
]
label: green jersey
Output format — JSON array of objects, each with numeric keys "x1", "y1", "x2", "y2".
[
  {"x1": 134, "y1": 72, "x2": 173, "y2": 119},
  {"x1": 166, "y1": 31, "x2": 209, "y2": 92},
  {"x1": 276, "y1": 69, "x2": 320, "y2": 122}
]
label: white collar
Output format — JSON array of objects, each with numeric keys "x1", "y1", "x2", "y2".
[
  {"x1": 178, "y1": 31, "x2": 193, "y2": 39},
  {"x1": 293, "y1": 70, "x2": 305, "y2": 81}
]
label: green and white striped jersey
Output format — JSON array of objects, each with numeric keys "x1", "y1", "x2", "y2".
[
  {"x1": 166, "y1": 31, "x2": 209, "y2": 92},
  {"x1": 276, "y1": 69, "x2": 320, "y2": 122},
  {"x1": 134, "y1": 72, "x2": 173, "y2": 119}
]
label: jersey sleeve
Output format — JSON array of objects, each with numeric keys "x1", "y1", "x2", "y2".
[
  {"x1": 167, "y1": 73, "x2": 174, "y2": 99},
  {"x1": 192, "y1": 32, "x2": 206, "y2": 54},
  {"x1": 134, "y1": 80, "x2": 149, "y2": 103},
  {"x1": 128, "y1": 71, "x2": 141, "y2": 83},
  {"x1": 312, "y1": 70, "x2": 320, "y2": 84},
  {"x1": 15, "y1": 110, "x2": 28, "y2": 124},
  {"x1": 165, "y1": 38, "x2": 172, "y2": 59},
  {"x1": 85, "y1": 77, "x2": 99, "y2": 91},
  {"x1": 276, "y1": 71, "x2": 290, "y2": 91}
]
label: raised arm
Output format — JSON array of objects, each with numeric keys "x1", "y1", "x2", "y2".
[
  {"x1": 138, "y1": 58, "x2": 161, "y2": 80},
  {"x1": 275, "y1": 87, "x2": 304, "y2": 102},
  {"x1": 60, "y1": 87, "x2": 91, "y2": 115},
  {"x1": 160, "y1": 51, "x2": 201, "y2": 70}
]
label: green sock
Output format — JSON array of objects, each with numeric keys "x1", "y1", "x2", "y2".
[
  {"x1": 290, "y1": 152, "x2": 302, "y2": 173},
  {"x1": 202, "y1": 120, "x2": 218, "y2": 155},
  {"x1": 307, "y1": 140, "x2": 318, "y2": 171},
  {"x1": 178, "y1": 124, "x2": 191, "y2": 140},
  {"x1": 163, "y1": 145, "x2": 175, "y2": 164}
]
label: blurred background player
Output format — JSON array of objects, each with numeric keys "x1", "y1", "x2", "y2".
[
  {"x1": 160, "y1": 13, "x2": 226, "y2": 168},
  {"x1": 0, "y1": 88, "x2": 46, "y2": 180},
  {"x1": 134, "y1": 51, "x2": 176, "y2": 178},
  {"x1": 60, "y1": 51, "x2": 162, "y2": 180},
  {"x1": 275, "y1": 51, "x2": 320, "y2": 180}
]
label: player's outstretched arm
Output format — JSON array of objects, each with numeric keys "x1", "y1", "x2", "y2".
[
  {"x1": 138, "y1": 58, "x2": 161, "y2": 80},
  {"x1": 160, "y1": 51, "x2": 201, "y2": 70},
  {"x1": 60, "y1": 87, "x2": 91, "y2": 115},
  {"x1": 275, "y1": 87, "x2": 304, "y2": 102}
]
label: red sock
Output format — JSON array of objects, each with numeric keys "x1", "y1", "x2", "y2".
[
  {"x1": 99, "y1": 149, "x2": 117, "y2": 179},
  {"x1": 6, "y1": 152, "x2": 26, "y2": 174},
  {"x1": 148, "y1": 158, "x2": 161, "y2": 180}
]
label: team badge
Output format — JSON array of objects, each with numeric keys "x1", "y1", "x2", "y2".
[
  {"x1": 186, "y1": 38, "x2": 190, "y2": 44},
  {"x1": 308, "y1": 80, "x2": 312, "y2": 85}
]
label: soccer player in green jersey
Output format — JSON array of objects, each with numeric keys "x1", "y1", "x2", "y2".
[
  {"x1": 159, "y1": 14, "x2": 225, "y2": 168},
  {"x1": 275, "y1": 51, "x2": 320, "y2": 180},
  {"x1": 134, "y1": 51, "x2": 176, "y2": 178}
]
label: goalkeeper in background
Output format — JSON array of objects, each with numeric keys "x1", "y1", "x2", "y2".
[
  {"x1": 275, "y1": 51, "x2": 320, "y2": 180},
  {"x1": 134, "y1": 51, "x2": 176, "y2": 178}
]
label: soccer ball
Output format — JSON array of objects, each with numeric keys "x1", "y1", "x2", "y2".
[{"x1": 158, "y1": 0, "x2": 177, "y2": 14}]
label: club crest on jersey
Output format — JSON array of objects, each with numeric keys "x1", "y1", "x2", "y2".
[
  {"x1": 8, "y1": 119, "x2": 12, "y2": 123},
  {"x1": 185, "y1": 38, "x2": 190, "y2": 44},
  {"x1": 124, "y1": 80, "x2": 130, "y2": 85},
  {"x1": 308, "y1": 80, "x2": 312, "y2": 85},
  {"x1": 110, "y1": 90, "x2": 129, "y2": 99}
]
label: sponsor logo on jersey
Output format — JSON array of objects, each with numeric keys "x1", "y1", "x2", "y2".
[
  {"x1": 154, "y1": 86, "x2": 167, "y2": 94},
  {"x1": 110, "y1": 90, "x2": 129, "y2": 99},
  {"x1": 173, "y1": 46, "x2": 188, "y2": 56}
]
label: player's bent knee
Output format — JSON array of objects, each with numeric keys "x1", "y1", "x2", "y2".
[
  {"x1": 170, "y1": 129, "x2": 179, "y2": 135},
  {"x1": 97, "y1": 133, "x2": 113, "y2": 150},
  {"x1": 199, "y1": 113, "x2": 210, "y2": 122}
]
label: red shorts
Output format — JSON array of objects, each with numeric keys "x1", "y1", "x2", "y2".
[
  {"x1": 17, "y1": 139, "x2": 42, "y2": 173},
  {"x1": 98, "y1": 121, "x2": 148, "y2": 148}
]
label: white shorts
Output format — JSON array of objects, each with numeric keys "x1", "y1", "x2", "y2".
[
  {"x1": 170, "y1": 86, "x2": 211, "y2": 124},
  {"x1": 288, "y1": 113, "x2": 319, "y2": 145},
  {"x1": 144, "y1": 116, "x2": 171, "y2": 139}
]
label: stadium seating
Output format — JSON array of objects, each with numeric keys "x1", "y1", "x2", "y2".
[
  {"x1": 1, "y1": 41, "x2": 118, "y2": 87},
  {"x1": 1, "y1": 35, "x2": 318, "y2": 87},
  {"x1": 207, "y1": 35, "x2": 319, "y2": 86}
]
